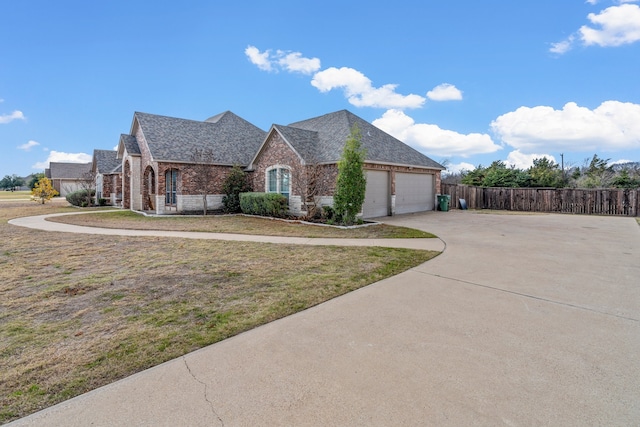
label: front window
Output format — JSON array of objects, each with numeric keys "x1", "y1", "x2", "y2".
[
  {"x1": 165, "y1": 169, "x2": 178, "y2": 206},
  {"x1": 267, "y1": 167, "x2": 290, "y2": 202}
]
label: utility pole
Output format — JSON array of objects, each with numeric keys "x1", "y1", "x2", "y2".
[{"x1": 560, "y1": 153, "x2": 565, "y2": 185}]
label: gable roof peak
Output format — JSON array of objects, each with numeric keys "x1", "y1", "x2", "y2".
[{"x1": 205, "y1": 111, "x2": 233, "y2": 123}]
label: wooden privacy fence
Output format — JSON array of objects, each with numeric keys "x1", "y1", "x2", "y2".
[{"x1": 441, "y1": 184, "x2": 639, "y2": 217}]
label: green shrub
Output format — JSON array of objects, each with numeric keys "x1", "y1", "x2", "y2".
[
  {"x1": 222, "y1": 165, "x2": 252, "y2": 213},
  {"x1": 322, "y1": 205, "x2": 336, "y2": 221},
  {"x1": 66, "y1": 189, "x2": 95, "y2": 207},
  {"x1": 240, "y1": 192, "x2": 288, "y2": 217},
  {"x1": 98, "y1": 198, "x2": 108, "y2": 206}
]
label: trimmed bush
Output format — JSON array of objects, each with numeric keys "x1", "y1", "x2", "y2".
[
  {"x1": 222, "y1": 165, "x2": 252, "y2": 213},
  {"x1": 240, "y1": 192, "x2": 288, "y2": 217},
  {"x1": 66, "y1": 189, "x2": 95, "y2": 207}
]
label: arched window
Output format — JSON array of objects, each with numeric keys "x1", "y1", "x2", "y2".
[
  {"x1": 267, "y1": 166, "x2": 290, "y2": 202},
  {"x1": 165, "y1": 169, "x2": 178, "y2": 206}
]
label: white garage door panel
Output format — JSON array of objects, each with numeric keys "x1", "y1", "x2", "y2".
[
  {"x1": 395, "y1": 173, "x2": 434, "y2": 214},
  {"x1": 363, "y1": 170, "x2": 389, "y2": 218}
]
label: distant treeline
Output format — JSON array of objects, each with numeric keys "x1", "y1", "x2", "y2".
[{"x1": 443, "y1": 155, "x2": 640, "y2": 189}]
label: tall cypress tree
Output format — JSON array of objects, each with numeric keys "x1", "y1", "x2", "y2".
[{"x1": 333, "y1": 124, "x2": 367, "y2": 225}]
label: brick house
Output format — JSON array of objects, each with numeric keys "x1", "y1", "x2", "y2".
[
  {"x1": 249, "y1": 110, "x2": 445, "y2": 217},
  {"x1": 113, "y1": 109, "x2": 444, "y2": 217},
  {"x1": 117, "y1": 111, "x2": 266, "y2": 213},
  {"x1": 92, "y1": 149, "x2": 122, "y2": 205}
]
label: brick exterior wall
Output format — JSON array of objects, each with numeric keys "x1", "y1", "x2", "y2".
[
  {"x1": 129, "y1": 123, "x2": 237, "y2": 213},
  {"x1": 252, "y1": 132, "x2": 304, "y2": 193},
  {"x1": 101, "y1": 172, "x2": 121, "y2": 205},
  {"x1": 251, "y1": 131, "x2": 442, "y2": 216}
]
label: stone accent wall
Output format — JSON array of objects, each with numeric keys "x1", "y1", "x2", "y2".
[
  {"x1": 177, "y1": 194, "x2": 224, "y2": 213},
  {"x1": 129, "y1": 157, "x2": 142, "y2": 210}
]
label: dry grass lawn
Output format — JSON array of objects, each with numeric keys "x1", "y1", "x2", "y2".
[
  {"x1": 0, "y1": 190, "x2": 32, "y2": 200},
  {"x1": 0, "y1": 201, "x2": 439, "y2": 423},
  {"x1": 48, "y1": 209, "x2": 436, "y2": 238}
]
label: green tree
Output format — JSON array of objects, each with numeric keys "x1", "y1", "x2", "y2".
[
  {"x1": 0, "y1": 174, "x2": 24, "y2": 191},
  {"x1": 31, "y1": 177, "x2": 58, "y2": 204},
  {"x1": 611, "y1": 169, "x2": 640, "y2": 189},
  {"x1": 222, "y1": 165, "x2": 252, "y2": 213},
  {"x1": 29, "y1": 173, "x2": 45, "y2": 189},
  {"x1": 333, "y1": 124, "x2": 367, "y2": 225},
  {"x1": 461, "y1": 165, "x2": 486, "y2": 186},
  {"x1": 582, "y1": 154, "x2": 614, "y2": 188},
  {"x1": 528, "y1": 157, "x2": 563, "y2": 187},
  {"x1": 462, "y1": 161, "x2": 528, "y2": 188}
]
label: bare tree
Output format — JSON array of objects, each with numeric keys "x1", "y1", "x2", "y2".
[
  {"x1": 190, "y1": 148, "x2": 217, "y2": 215},
  {"x1": 290, "y1": 160, "x2": 335, "y2": 219},
  {"x1": 79, "y1": 169, "x2": 97, "y2": 207}
]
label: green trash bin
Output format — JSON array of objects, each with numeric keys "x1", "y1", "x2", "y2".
[{"x1": 437, "y1": 195, "x2": 450, "y2": 212}]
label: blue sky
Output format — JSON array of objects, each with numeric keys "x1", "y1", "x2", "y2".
[{"x1": 1, "y1": 0, "x2": 639, "y2": 178}]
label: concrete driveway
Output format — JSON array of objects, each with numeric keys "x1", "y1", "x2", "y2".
[{"x1": 8, "y1": 211, "x2": 640, "y2": 426}]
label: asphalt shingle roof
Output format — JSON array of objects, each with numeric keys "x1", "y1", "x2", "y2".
[
  {"x1": 134, "y1": 111, "x2": 266, "y2": 165},
  {"x1": 48, "y1": 162, "x2": 92, "y2": 179},
  {"x1": 93, "y1": 149, "x2": 120, "y2": 174},
  {"x1": 120, "y1": 134, "x2": 141, "y2": 156},
  {"x1": 285, "y1": 110, "x2": 444, "y2": 169}
]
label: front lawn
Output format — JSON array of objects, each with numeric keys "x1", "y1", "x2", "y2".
[
  {"x1": 47, "y1": 209, "x2": 437, "y2": 238},
  {"x1": 0, "y1": 202, "x2": 439, "y2": 423}
]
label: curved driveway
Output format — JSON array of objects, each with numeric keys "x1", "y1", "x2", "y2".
[
  {"x1": 8, "y1": 211, "x2": 445, "y2": 251},
  {"x1": 8, "y1": 210, "x2": 640, "y2": 426}
]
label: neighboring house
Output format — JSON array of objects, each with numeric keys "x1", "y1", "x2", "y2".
[
  {"x1": 46, "y1": 162, "x2": 92, "y2": 197},
  {"x1": 113, "y1": 109, "x2": 444, "y2": 217},
  {"x1": 92, "y1": 149, "x2": 122, "y2": 205},
  {"x1": 117, "y1": 111, "x2": 266, "y2": 212},
  {"x1": 248, "y1": 110, "x2": 445, "y2": 217}
]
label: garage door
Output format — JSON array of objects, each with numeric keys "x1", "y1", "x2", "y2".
[
  {"x1": 362, "y1": 170, "x2": 389, "y2": 218},
  {"x1": 395, "y1": 173, "x2": 434, "y2": 214}
]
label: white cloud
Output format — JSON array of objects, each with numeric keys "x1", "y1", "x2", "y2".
[
  {"x1": 491, "y1": 101, "x2": 640, "y2": 153},
  {"x1": 245, "y1": 45, "x2": 321, "y2": 74},
  {"x1": 32, "y1": 150, "x2": 92, "y2": 170},
  {"x1": 245, "y1": 46, "x2": 273, "y2": 71},
  {"x1": 277, "y1": 51, "x2": 321, "y2": 75},
  {"x1": 552, "y1": 3, "x2": 640, "y2": 53},
  {"x1": 17, "y1": 140, "x2": 40, "y2": 151},
  {"x1": 373, "y1": 109, "x2": 501, "y2": 157},
  {"x1": 426, "y1": 83, "x2": 463, "y2": 101},
  {"x1": 610, "y1": 158, "x2": 633, "y2": 165},
  {"x1": 247, "y1": 46, "x2": 427, "y2": 109},
  {"x1": 311, "y1": 67, "x2": 425, "y2": 109},
  {"x1": 505, "y1": 150, "x2": 557, "y2": 170},
  {"x1": 444, "y1": 162, "x2": 476, "y2": 176},
  {"x1": 550, "y1": 35, "x2": 576, "y2": 54},
  {"x1": 580, "y1": 4, "x2": 640, "y2": 46},
  {"x1": 0, "y1": 110, "x2": 26, "y2": 124}
]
